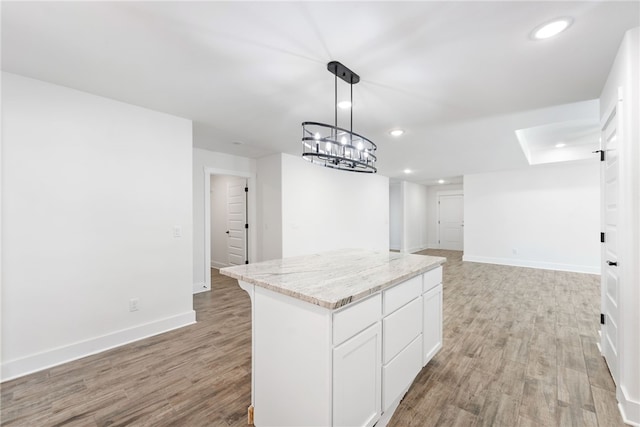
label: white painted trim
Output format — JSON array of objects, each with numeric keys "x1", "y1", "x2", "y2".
[
  {"x1": 407, "y1": 245, "x2": 429, "y2": 254},
  {"x1": 193, "y1": 282, "x2": 209, "y2": 294},
  {"x1": 203, "y1": 167, "x2": 256, "y2": 293},
  {"x1": 436, "y1": 190, "x2": 463, "y2": 197},
  {"x1": 1, "y1": 311, "x2": 196, "y2": 382},
  {"x1": 462, "y1": 255, "x2": 600, "y2": 275},
  {"x1": 620, "y1": 384, "x2": 640, "y2": 426},
  {"x1": 211, "y1": 260, "x2": 227, "y2": 269}
]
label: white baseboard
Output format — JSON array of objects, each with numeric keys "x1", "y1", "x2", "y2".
[
  {"x1": 210, "y1": 260, "x2": 227, "y2": 269},
  {"x1": 1, "y1": 310, "x2": 196, "y2": 382},
  {"x1": 619, "y1": 385, "x2": 640, "y2": 426},
  {"x1": 461, "y1": 254, "x2": 600, "y2": 274},
  {"x1": 193, "y1": 281, "x2": 210, "y2": 294},
  {"x1": 408, "y1": 245, "x2": 429, "y2": 254}
]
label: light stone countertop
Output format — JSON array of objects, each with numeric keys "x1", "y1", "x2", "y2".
[{"x1": 219, "y1": 249, "x2": 446, "y2": 309}]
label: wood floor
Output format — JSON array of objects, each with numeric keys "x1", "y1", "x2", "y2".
[{"x1": 1, "y1": 250, "x2": 624, "y2": 426}]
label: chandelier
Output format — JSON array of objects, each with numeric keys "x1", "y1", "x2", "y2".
[{"x1": 301, "y1": 61, "x2": 377, "y2": 173}]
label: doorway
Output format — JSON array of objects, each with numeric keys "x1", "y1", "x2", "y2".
[
  {"x1": 210, "y1": 175, "x2": 248, "y2": 268},
  {"x1": 203, "y1": 167, "x2": 255, "y2": 292},
  {"x1": 437, "y1": 192, "x2": 464, "y2": 251}
]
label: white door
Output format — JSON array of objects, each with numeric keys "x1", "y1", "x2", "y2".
[
  {"x1": 438, "y1": 194, "x2": 464, "y2": 250},
  {"x1": 601, "y1": 104, "x2": 619, "y2": 384},
  {"x1": 227, "y1": 178, "x2": 247, "y2": 266}
]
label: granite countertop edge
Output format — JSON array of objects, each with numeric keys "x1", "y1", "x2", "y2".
[{"x1": 221, "y1": 251, "x2": 446, "y2": 310}]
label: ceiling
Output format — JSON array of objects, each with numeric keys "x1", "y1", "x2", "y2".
[{"x1": 2, "y1": 1, "x2": 638, "y2": 184}]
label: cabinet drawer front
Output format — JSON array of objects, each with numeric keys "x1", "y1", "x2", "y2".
[
  {"x1": 382, "y1": 297, "x2": 422, "y2": 364},
  {"x1": 423, "y1": 266, "x2": 443, "y2": 293},
  {"x1": 382, "y1": 335, "x2": 422, "y2": 411},
  {"x1": 334, "y1": 294, "x2": 381, "y2": 346},
  {"x1": 383, "y1": 275, "x2": 422, "y2": 315}
]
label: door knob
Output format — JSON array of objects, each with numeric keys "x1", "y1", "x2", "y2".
[{"x1": 606, "y1": 260, "x2": 617, "y2": 266}]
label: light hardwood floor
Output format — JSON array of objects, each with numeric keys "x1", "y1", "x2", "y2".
[{"x1": 1, "y1": 250, "x2": 624, "y2": 426}]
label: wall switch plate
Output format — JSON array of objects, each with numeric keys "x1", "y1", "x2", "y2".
[
  {"x1": 173, "y1": 226, "x2": 182, "y2": 238},
  {"x1": 129, "y1": 298, "x2": 139, "y2": 312}
]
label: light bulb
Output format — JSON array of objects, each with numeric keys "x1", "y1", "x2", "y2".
[
  {"x1": 341, "y1": 136, "x2": 347, "y2": 145},
  {"x1": 357, "y1": 141, "x2": 364, "y2": 150},
  {"x1": 532, "y1": 18, "x2": 573, "y2": 40},
  {"x1": 325, "y1": 142, "x2": 331, "y2": 151},
  {"x1": 314, "y1": 132, "x2": 320, "y2": 140}
]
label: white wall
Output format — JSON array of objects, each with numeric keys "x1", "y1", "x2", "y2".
[
  {"x1": 426, "y1": 184, "x2": 464, "y2": 249},
  {"x1": 1, "y1": 73, "x2": 195, "y2": 381},
  {"x1": 402, "y1": 181, "x2": 429, "y2": 253},
  {"x1": 256, "y1": 153, "x2": 283, "y2": 262},
  {"x1": 192, "y1": 148, "x2": 256, "y2": 292},
  {"x1": 389, "y1": 183, "x2": 402, "y2": 250},
  {"x1": 280, "y1": 154, "x2": 389, "y2": 257},
  {"x1": 463, "y1": 161, "x2": 600, "y2": 273},
  {"x1": 600, "y1": 27, "x2": 640, "y2": 425}
]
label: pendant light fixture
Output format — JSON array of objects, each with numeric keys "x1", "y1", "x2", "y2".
[{"x1": 301, "y1": 61, "x2": 377, "y2": 173}]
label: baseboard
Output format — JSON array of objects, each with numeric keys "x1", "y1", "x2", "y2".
[
  {"x1": 210, "y1": 260, "x2": 227, "y2": 269},
  {"x1": 619, "y1": 385, "x2": 640, "y2": 426},
  {"x1": 408, "y1": 245, "x2": 429, "y2": 254},
  {"x1": 461, "y1": 255, "x2": 600, "y2": 274},
  {"x1": 1, "y1": 310, "x2": 196, "y2": 382},
  {"x1": 193, "y1": 281, "x2": 210, "y2": 294}
]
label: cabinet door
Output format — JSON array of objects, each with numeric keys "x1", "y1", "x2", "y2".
[
  {"x1": 423, "y1": 283, "x2": 442, "y2": 366},
  {"x1": 333, "y1": 322, "x2": 382, "y2": 427}
]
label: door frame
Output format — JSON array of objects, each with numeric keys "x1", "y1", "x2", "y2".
[
  {"x1": 203, "y1": 167, "x2": 256, "y2": 291},
  {"x1": 436, "y1": 190, "x2": 463, "y2": 250}
]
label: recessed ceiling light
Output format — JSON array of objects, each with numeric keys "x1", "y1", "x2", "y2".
[
  {"x1": 555, "y1": 142, "x2": 566, "y2": 148},
  {"x1": 404, "y1": 169, "x2": 412, "y2": 174},
  {"x1": 390, "y1": 129, "x2": 405, "y2": 137},
  {"x1": 337, "y1": 100, "x2": 352, "y2": 109},
  {"x1": 438, "y1": 179, "x2": 445, "y2": 184},
  {"x1": 531, "y1": 18, "x2": 573, "y2": 40}
]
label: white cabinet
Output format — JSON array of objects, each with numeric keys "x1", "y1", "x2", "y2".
[
  {"x1": 333, "y1": 323, "x2": 381, "y2": 427},
  {"x1": 422, "y1": 267, "x2": 443, "y2": 366},
  {"x1": 382, "y1": 335, "x2": 422, "y2": 411},
  {"x1": 238, "y1": 265, "x2": 443, "y2": 427},
  {"x1": 381, "y1": 279, "x2": 423, "y2": 412}
]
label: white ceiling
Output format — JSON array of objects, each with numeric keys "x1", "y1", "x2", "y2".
[{"x1": 2, "y1": 1, "x2": 638, "y2": 184}]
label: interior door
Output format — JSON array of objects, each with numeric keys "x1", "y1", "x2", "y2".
[
  {"x1": 601, "y1": 103, "x2": 619, "y2": 384},
  {"x1": 438, "y1": 194, "x2": 464, "y2": 250},
  {"x1": 227, "y1": 178, "x2": 247, "y2": 266}
]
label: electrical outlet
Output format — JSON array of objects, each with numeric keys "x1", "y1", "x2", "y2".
[
  {"x1": 173, "y1": 226, "x2": 182, "y2": 238},
  {"x1": 129, "y1": 298, "x2": 139, "y2": 312}
]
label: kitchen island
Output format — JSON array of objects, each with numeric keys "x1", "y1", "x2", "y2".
[{"x1": 220, "y1": 249, "x2": 445, "y2": 427}]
